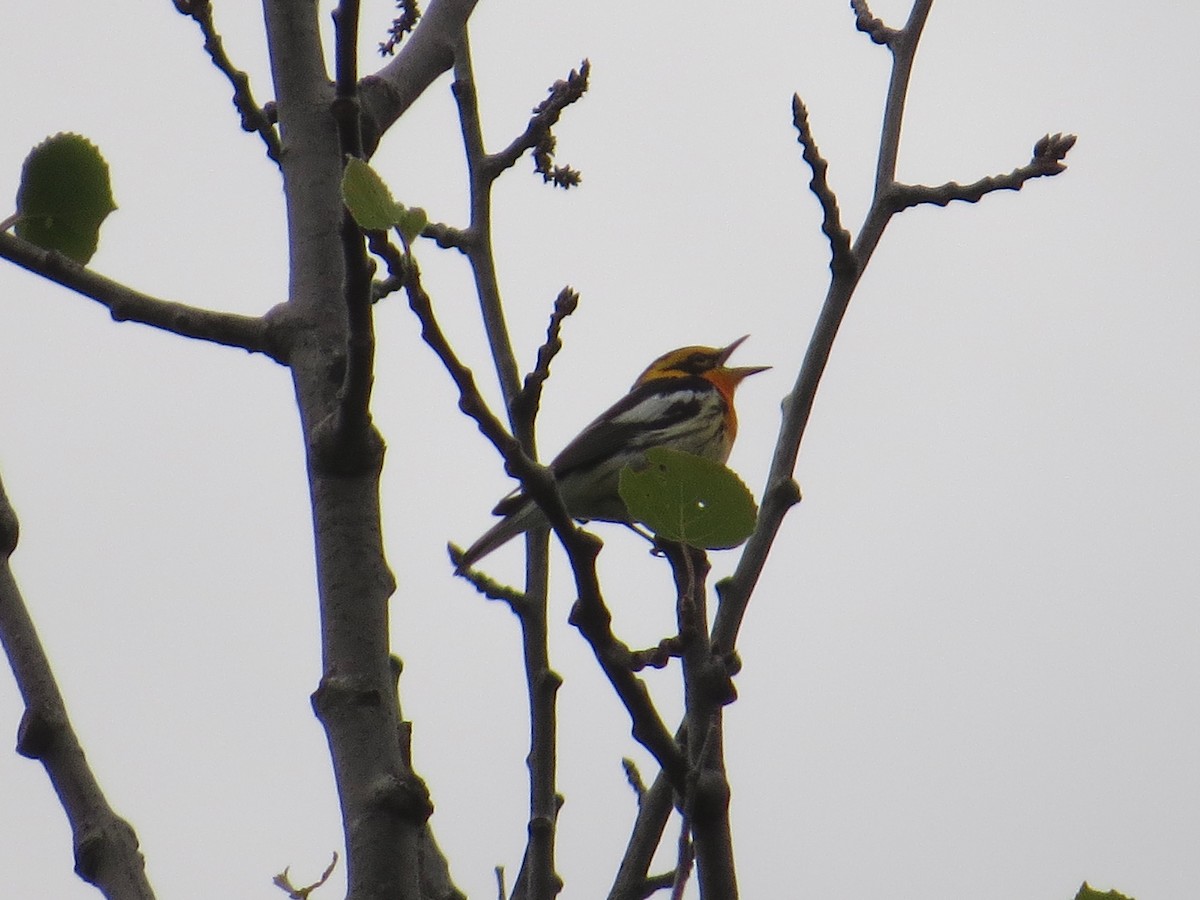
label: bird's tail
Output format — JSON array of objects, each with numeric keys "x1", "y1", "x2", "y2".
[{"x1": 453, "y1": 500, "x2": 539, "y2": 572}]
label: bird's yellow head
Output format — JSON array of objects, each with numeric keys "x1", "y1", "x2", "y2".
[{"x1": 633, "y1": 335, "x2": 770, "y2": 400}]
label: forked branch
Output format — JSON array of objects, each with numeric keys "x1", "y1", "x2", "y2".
[
  {"x1": 0, "y1": 231, "x2": 279, "y2": 358},
  {"x1": 889, "y1": 132, "x2": 1078, "y2": 211},
  {"x1": 172, "y1": 0, "x2": 282, "y2": 164},
  {"x1": 714, "y1": 0, "x2": 1075, "y2": 653},
  {"x1": 613, "y1": 3, "x2": 1075, "y2": 895}
]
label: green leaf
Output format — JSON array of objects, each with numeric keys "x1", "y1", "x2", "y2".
[
  {"x1": 618, "y1": 448, "x2": 758, "y2": 550},
  {"x1": 395, "y1": 206, "x2": 428, "y2": 245},
  {"x1": 341, "y1": 157, "x2": 427, "y2": 244},
  {"x1": 1074, "y1": 884, "x2": 1135, "y2": 900},
  {"x1": 342, "y1": 156, "x2": 402, "y2": 230},
  {"x1": 15, "y1": 133, "x2": 116, "y2": 264}
]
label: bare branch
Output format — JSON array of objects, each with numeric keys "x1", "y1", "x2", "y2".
[
  {"x1": 421, "y1": 219, "x2": 472, "y2": 253},
  {"x1": 450, "y1": 35, "x2": 523, "y2": 412},
  {"x1": 888, "y1": 132, "x2": 1077, "y2": 211},
  {"x1": 873, "y1": 0, "x2": 933, "y2": 194},
  {"x1": 567, "y1": 590, "x2": 689, "y2": 791},
  {"x1": 629, "y1": 637, "x2": 682, "y2": 672},
  {"x1": 359, "y1": 0, "x2": 481, "y2": 153},
  {"x1": 850, "y1": 0, "x2": 901, "y2": 45},
  {"x1": 608, "y1": 770, "x2": 676, "y2": 900},
  {"x1": 172, "y1": 0, "x2": 282, "y2": 164},
  {"x1": 404, "y1": 256, "x2": 686, "y2": 793},
  {"x1": 792, "y1": 94, "x2": 856, "y2": 279},
  {"x1": 319, "y1": 210, "x2": 380, "y2": 471},
  {"x1": 323, "y1": 1, "x2": 384, "y2": 471},
  {"x1": 332, "y1": 0, "x2": 365, "y2": 158},
  {"x1": 622, "y1": 758, "x2": 647, "y2": 801},
  {"x1": 0, "y1": 472, "x2": 155, "y2": 898},
  {"x1": 510, "y1": 287, "x2": 581, "y2": 434},
  {"x1": 0, "y1": 231, "x2": 280, "y2": 358},
  {"x1": 272, "y1": 853, "x2": 338, "y2": 899},
  {"x1": 449, "y1": 553, "x2": 531, "y2": 613},
  {"x1": 486, "y1": 60, "x2": 590, "y2": 186},
  {"x1": 662, "y1": 545, "x2": 737, "y2": 899},
  {"x1": 366, "y1": 230, "x2": 410, "y2": 301},
  {"x1": 379, "y1": 0, "x2": 422, "y2": 57},
  {"x1": 714, "y1": 0, "x2": 939, "y2": 654}
]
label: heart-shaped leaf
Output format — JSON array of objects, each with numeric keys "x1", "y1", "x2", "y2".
[
  {"x1": 619, "y1": 448, "x2": 758, "y2": 550},
  {"x1": 15, "y1": 133, "x2": 116, "y2": 264},
  {"x1": 341, "y1": 156, "x2": 403, "y2": 231}
]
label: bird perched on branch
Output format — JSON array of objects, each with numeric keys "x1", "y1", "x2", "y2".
[{"x1": 455, "y1": 335, "x2": 768, "y2": 570}]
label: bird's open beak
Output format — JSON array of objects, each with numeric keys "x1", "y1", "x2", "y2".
[{"x1": 718, "y1": 335, "x2": 771, "y2": 379}]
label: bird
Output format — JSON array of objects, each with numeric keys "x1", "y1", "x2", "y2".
[{"x1": 455, "y1": 335, "x2": 768, "y2": 570}]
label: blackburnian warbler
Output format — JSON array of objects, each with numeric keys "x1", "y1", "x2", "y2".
[{"x1": 456, "y1": 335, "x2": 768, "y2": 570}]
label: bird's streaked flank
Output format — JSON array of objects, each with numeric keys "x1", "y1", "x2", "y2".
[{"x1": 455, "y1": 336, "x2": 768, "y2": 571}]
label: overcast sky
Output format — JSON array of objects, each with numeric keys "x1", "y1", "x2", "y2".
[{"x1": 2, "y1": 2, "x2": 1197, "y2": 898}]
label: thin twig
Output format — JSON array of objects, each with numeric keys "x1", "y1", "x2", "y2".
[
  {"x1": 358, "y1": 0, "x2": 481, "y2": 154},
  {"x1": 716, "y1": 0, "x2": 1074, "y2": 655},
  {"x1": 403, "y1": 259, "x2": 598, "y2": 587},
  {"x1": 850, "y1": 0, "x2": 900, "y2": 45},
  {"x1": 451, "y1": 32, "x2": 523, "y2": 413},
  {"x1": 172, "y1": 0, "x2": 282, "y2": 163},
  {"x1": 510, "y1": 287, "x2": 581, "y2": 433},
  {"x1": 332, "y1": 0, "x2": 365, "y2": 157},
  {"x1": 607, "y1": 767, "x2": 676, "y2": 900},
  {"x1": 454, "y1": 564, "x2": 531, "y2": 612},
  {"x1": 379, "y1": 0, "x2": 422, "y2": 56},
  {"x1": 367, "y1": 231, "x2": 410, "y2": 302},
  {"x1": 484, "y1": 61, "x2": 590, "y2": 187},
  {"x1": 566, "y1": 590, "x2": 689, "y2": 791},
  {"x1": 873, "y1": 0, "x2": 933, "y2": 195},
  {"x1": 0, "y1": 231, "x2": 279, "y2": 358},
  {"x1": 0, "y1": 472, "x2": 156, "y2": 898},
  {"x1": 669, "y1": 825, "x2": 694, "y2": 900},
  {"x1": 435, "y1": 345, "x2": 689, "y2": 798},
  {"x1": 328, "y1": 0, "x2": 379, "y2": 463},
  {"x1": 621, "y1": 759, "x2": 647, "y2": 802},
  {"x1": 719, "y1": 0, "x2": 906, "y2": 647},
  {"x1": 408, "y1": 239, "x2": 689, "y2": 836},
  {"x1": 791, "y1": 94, "x2": 856, "y2": 279},
  {"x1": 888, "y1": 132, "x2": 1078, "y2": 211},
  {"x1": 663, "y1": 545, "x2": 737, "y2": 899},
  {"x1": 420, "y1": 219, "x2": 472, "y2": 253},
  {"x1": 611, "y1": 3, "x2": 1076, "y2": 893}
]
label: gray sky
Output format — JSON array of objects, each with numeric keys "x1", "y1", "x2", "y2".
[{"x1": 2, "y1": 1, "x2": 1197, "y2": 898}]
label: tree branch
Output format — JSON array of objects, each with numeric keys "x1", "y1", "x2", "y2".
[
  {"x1": 850, "y1": 0, "x2": 901, "y2": 46},
  {"x1": 873, "y1": 0, "x2": 933, "y2": 195},
  {"x1": 379, "y1": 0, "x2": 422, "y2": 57},
  {"x1": 450, "y1": 32, "x2": 524, "y2": 416},
  {"x1": 359, "y1": 0, "x2": 481, "y2": 155},
  {"x1": 791, "y1": 94, "x2": 855, "y2": 280},
  {"x1": 0, "y1": 470, "x2": 156, "y2": 898},
  {"x1": 607, "y1": 769, "x2": 675, "y2": 900},
  {"x1": 484, "y1": 61, "x2": 589, "y2": 187},
  {"x1": 664, "y1": 545, "x2": 737, "y2": 899},
  {"x1": 610, "y1": 5, "x2": 1076, "y2": 894},
  {"x1": 260, "y1": 2, "x2": 432, "y2": 896},
  {"x1": 715, "y1": 0, "x2": 1074, "y2": 654},
  {"x1": 404, "y1": 256, "x2": 685, "y2": 793},
  {"x1": 510, "y1": 287, "x2": 581, "y2": 437},
  {"x1": 888, "y1": 132, "x2": 1078, "y2": 211},
  {"x1": 0, "y1": 231, "x2": 280, "y2": 358},
  {"x1": 323, "y1": 0, "x2": 383, "y2": 471},
  {"x1": 172, "y1": 0, "x2": 282, "y2": 164},
  {"x1": 566, "y1": 588, "x2": 689, "y2": 793},
  {"x1": 440, "y1": 39, "x2": 589, "y2": 900}
]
